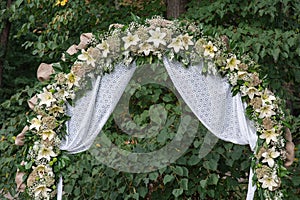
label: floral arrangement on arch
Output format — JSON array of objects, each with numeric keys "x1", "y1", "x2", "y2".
[{"x1": 15, "y1": 16, "x2": 293, "y2": 200}]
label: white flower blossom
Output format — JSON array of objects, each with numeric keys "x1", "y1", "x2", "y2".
[
  {"x1": 180, "y1": 33, "x2": 194, "y2": 50},
  {"x1": 262, "y1": 147, "x2": 280, "y2": 167},
  {"x1": 37, "y1": 89, "x2": 56, "y2": 108},
  {"x1": 78, "y1": 48, "x2": 96, "y2": 67},
  {"x1": 261, "y1": 89, "x2": 276, "y2": 105},
  {"x1": 29, "y1": 115, "x2": 43, "y2": 131},
  {"x1": 240, "y1": 86, "x2": 260, "y2": 99},
  {"x1": 259, "y1": 128, "x2": 279, "y2": 144},
  {"x1": 138, "y1": 42, "x2": 153, "y2": 56},
  {"x1": 167, "y1": 36, "x2": 183, "y2": 53},
  {"x1": 147, "y1": 27, "x2": 167, "y2": 48},
  {"x1": 96, "y1": 40, "x2": 110, "y2": 57},
  {"x1": 65, "y1": 72, "x2": 80, "y2": 89},
  {"x1": 226, "y1": 55, "x2": 241, "y2": 71},
  {"x1": 259, "y1": 175, "x2": 279, "y2": 191},
  {"x1": 34, "y1": 184, "x2": 51, "y2": 198},
  {"x1": 41, "y1": 129, "x2": 56, "y2": 141},
  {"x1": 122, "y1": 32, "x2": 140, "y2": 50},
  {"x1": 203, "y1": 41, "x2": 217, "y2": 58},
  {"x1": 256, "y1": 104, "x2": 276, "y2": 118},
  {"x1": 37, "y1": 144, "x2": 57, "y2": 161}
]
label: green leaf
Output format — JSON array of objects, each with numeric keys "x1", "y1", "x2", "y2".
[
  {"x1": 187, "y1": 155, "x2": 200, "y2": 166},
  {"x1": 180, "y1": 178, "x2": 188, "y2": 190},
  {"x1": 163, "y1": 174, "x2": 174, "y2": 185},
  {"x1": 149, "y1": 172, "x2": 158, "y2": 181},
  {"x1": 172, "y1": 188, "x2": 183, "y2": 197},
  {"x1": 25, "y1": 161, "x2": 33, "y2": 170},
  {"x1": 200, "y1": 179, "x2": 207, "y2": 188},
  {"x1": 208, "y1": 174, "x2": 219, "y2": 185},
  {"x1": 203, "y1": 159, "x2": 218, "y2": 171},
  {"x1": 271, "y1": 48, "x2": 280, "y2": 62},
  {"x1": 173, "y1": 166, "x2": 184, "y2": 176}
]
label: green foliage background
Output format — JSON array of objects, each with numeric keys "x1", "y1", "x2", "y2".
[{"x1": 1, "y1": 0, "x2": 299, "y2": 199}]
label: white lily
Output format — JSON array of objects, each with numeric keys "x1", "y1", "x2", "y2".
[
  {"x1": 78, "y1": 48, "x2": 96, "y2": 67},
  {"x1": 226, "y1": 55, "x2": 241, "y2": 71},
  {"x1": 147, "y1": 27, "x2": 166, "y2": 48},
  {"x1": 122, "y1": 32, "x2": 140, "y2": 50},
  {"x1": 261, "y1": 89, "x2": 276, "y2": 105},
  {"x1": 37, "y1": 89, "x2": 56, "y2": 108},
  {"x1": 258, "y1": 174, "x2": 278, "y2": 191},
  {"x1": 96, "y1": 40, "x2": 110, "y2": 57},
  {"x1": 138, "y1": 42, "x2": 153, "y2": 56},
  {"x1": 256, "y1": 104, "x2": 276, "y2": 118},
  {"x1": 181, "y1": 33, "x2": 194, "y2": 50},
  {"x1": 37, "y1": 144, "x2": 57, "y2": 161},
  {"x1": 203, "y1": 41, "x2": 217, "y2": 58},
  {"x1": 167, "y1": 36, "x2": 183, "y2": 53},
  {"x1": 34, "y1": 184, "x2": 51, "y2": 198},
  {"x1": 41, "y1": 129, "x2": 56, "y2": 141},
  {"x1": 259, "y1": 128, "x2": 279, "y2": 144},
  {"x1": 29, "y1": 115, "x2": 43, "y2": 131},
  {"x1": 262, "y1": 147, "x2": 280, "y2": 167}
]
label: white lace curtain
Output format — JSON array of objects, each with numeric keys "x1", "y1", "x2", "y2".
[{"x1": 59, "y1": 58, "x2": 258, "y2": 200}]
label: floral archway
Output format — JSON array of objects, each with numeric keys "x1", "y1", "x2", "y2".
[{"x1": 15, "y1": 16, "x2": 290, "y2": 200}]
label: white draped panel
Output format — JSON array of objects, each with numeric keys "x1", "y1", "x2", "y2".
[
  {"x1": 60, "y1": 63, "x2": 136, "y2": 154},
  {"x1": 163, "y1": 57, "x2": 258, "y2": 150},
  {"x1": 163, "y1": 57, "x2": 257, "y2": 200}
]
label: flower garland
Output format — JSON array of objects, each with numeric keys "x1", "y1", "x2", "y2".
[{"x1": 18, "y1": 16, "x2": 288, "y2": 199}]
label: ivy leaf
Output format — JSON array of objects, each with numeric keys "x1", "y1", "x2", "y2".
[
  {"x1": 203, "y1": 159, "x2": 218, "y2": 171},
  {"x1": 173, "y1": 166, "x2": 184, "y2": 176},
  {"x1": 180, "y1": 178, "x2": 189, "y2": 190},
  {"x1": 172, "y1": 188, "x2": 183, "y2": 197},
  {"x1": 163, "y1": 174, "x2": 174, "y2": 185},
  {"x1": 271, "y1": 48, "x2": 280, "y2": 62}
]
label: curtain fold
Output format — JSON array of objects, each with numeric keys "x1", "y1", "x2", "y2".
[
  {"x1": 163, "y1": 57, "x2": 257, "y2": 199},
  {"x1": 60, "y1": 63, "x2": 136, "y2": 153}
]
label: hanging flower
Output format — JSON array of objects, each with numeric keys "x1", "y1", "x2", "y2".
[
  {"x1": 37, "y1": 89, "x2": 56, "y2": 108},
  {"x1": 226, "y1": 55, "x2": 241, "y2": 71},
  {"x1": 122, "y1": 32, "x2": 140, "y2": 50},
  {"x1": 47, "y1": 104, "x2": 64, "y2": 116},
  {"x1": 29, "y1": 115, "x2": 43, "y2": 131},
  {"x1": 138, "y1": 42, "x2": 153, "y2": 56},
  {"x1": 78, "y1": 48, "x2": 96, "y2": 67},
  {"x1": 261, "y1": 89, "x2": 276, "y2": 105},
  {"x1": 147, "y1": 27, "x2": 167, "y2": 48},
  {"x1": 256, "y1": 104, "x2": 276, "y2": 118},
  {"x1": 180, "y1": 33, "x2": 194, "y2": 50},
  {"x1": 203, "y1": 41, "x2": 217, "y2": 58},
  {"x1": 168, "y1": 36, "x2": 183, "y2": 53},
  {"x1": 37, "y1": 145, "x2": 57, "y2": 161},
  {"x1": 34, "y1": 184, "x2": 51, "y2": 198},
  {"x1": 259, "y1": 174, "x2": 279, "y2": 191},
  {"x1": 65, "y1": 72, "x2": 80, "y2": 89},
  {"x1": 262, "y1": 147, "x2": 280, "y2": 167},
  {"x1": 96, "y1": 40, "x2": 110, "y2": 57},
  {"x1": 259, "y1": 128, "x2": 279, "y2": 144},
  {"x1": 241, "y1": 86, "x2": 260, "y2": 99},
  {"x1": 41, "y1": 129, "x2": 56, "y2": 141}
]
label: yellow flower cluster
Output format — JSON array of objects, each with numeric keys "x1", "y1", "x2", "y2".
[{"x1": 55, "y1": 0, "x2": 68, "y2": 6}]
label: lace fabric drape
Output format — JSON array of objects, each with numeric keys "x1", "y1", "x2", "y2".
[
  {"x1": 163, "y1": 57, "x2": 257, "y2": 200},
  {"x1": 60, "y1": 63, "x2": 137, "y2": 153},
  {"x1": 59, "y1": 58, "x2": 257, "y2": 200}
]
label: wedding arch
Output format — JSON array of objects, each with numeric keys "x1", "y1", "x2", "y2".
[{"x1": 16, "y1": 16, "x2": 289, "y2": 200}]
